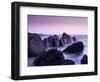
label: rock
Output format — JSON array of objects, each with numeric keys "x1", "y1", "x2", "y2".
[
  {"x1": 62, "y1": 32, "x2": 71, "y2": 44},
  {"x1": 72, "y1": 36, "x2": 77, "y2": 42},
  {"x1": 34, "y1": 49, "x2": 65, "y2": 66},
  {"x1": 28, "y1": 33, "x2": 34, "y2": 45},
  {"x1": 43, "y1": 38, "x2": 50, "y2": 48},
  {"x1": 64, "y1": 59, "x2": 75, "y2": 65},
  {"x1": 63, "y1": 41, "x2": 84, "y2": 54},
  {"x1": 81, "y1": 55, "x2": 88, "y2": 64},
  {"x1": 53, "y1": 35, "x2": 60, "y2": 47},
  {"x1": 48, "y1": 36, "x2": 55, "y2": 47},
  {"x1": 28, "y1": 33, "x2": 46, "y2": 57},
  {"x1": 59, "y1": 38, "x2": 64, "y2": 47}
]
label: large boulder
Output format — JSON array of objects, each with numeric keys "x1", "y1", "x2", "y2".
[
  {"x1": 81, "y1": 55, "x2": 88, "y2": 64},
  {"x1": 62, "y1": 32, "x2": 72, "y2": 44},
  {"x1": 63, "y1": 41, "x2": 84, "y2": 54},
  {"x1": 28, "y1": 33, "x2": 46, "y2": 57},
  {"x1": 34, "y1": 49, "x2": 65, "y2": 66}
]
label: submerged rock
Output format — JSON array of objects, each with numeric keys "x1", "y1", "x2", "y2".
[
  {"x1": 64, "y1": 59, "x2": 75, "y2": 65},
  {"x1": 63, "y1": 41, "x2": 84, "y2": 54},
  {"x1": 34, "y1": 49, "x2": 65, "y2": 66},
  {"x1": 28, "y1": 33, "x2": 46, "y2": 57},
  {"x1": 81, "y1": 55, "x2": 88, "y2": 64}
]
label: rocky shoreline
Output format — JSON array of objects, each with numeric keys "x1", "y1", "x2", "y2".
[{"x1": 28, "y1": 32, "x2": 88, "y2": 66}]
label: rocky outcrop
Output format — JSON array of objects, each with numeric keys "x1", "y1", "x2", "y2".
[
  {"x1": 62, "y1": 32, "x2": 72, "y2": 44},
  {"x1": 33, "y1": 49, "x2": 65, "y2": 66},
  {"x1": 43, "y1": 35, "x2": 60, "y2": 47},
  {"x1": 81, "y1": 55, "x2": 88, "y2": 64},
  {"x1": 28, "y1": 33, "x2": 46, "y2": 57},
  {"x1": 63, "y1": 41, "x2": 84, "y2": 54}
]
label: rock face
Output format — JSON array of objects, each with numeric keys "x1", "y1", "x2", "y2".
[
  {"x1": 28, "y1": 33, "x2": 46, "y2": 57},
  {"x1": 63, "y1": 41, "x2": 84, "y2": 54},
  {"x1": 64, "y1": 59, "x2": 75, "y2": 65},
  {"x1": 81, "y1": 55, "x2": 88, "y2": 64},
  {"x1": 34, "y1": 49, "x2": 65, "y2": 66},
  {"x1": 62, "y1": 32, "x2": 71, "y2": 44}
]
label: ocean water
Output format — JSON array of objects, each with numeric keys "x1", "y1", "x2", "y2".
[{"x1": 28, "y1": 35, "x2": 88, "y2": 66}]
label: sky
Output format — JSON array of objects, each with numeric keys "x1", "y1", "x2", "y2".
[{"x1": 28, "y1": 15, "x2": 88, "y2": 35}]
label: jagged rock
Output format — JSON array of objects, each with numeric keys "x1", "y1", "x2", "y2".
[
  {"x1": 34, "y1": 49, "x2": 65, "y2": 66},
  {"x1": 28, "y1": 33, "x2": 46, "y2": 57},
  {"x1": 64, "y1": 59, "x2": 75, "y2": 65},
  {"x1": 63, "y1": 41, "x2": 84, "y2": 54},
  {"x1": 81, "y1": 55, "x2": 88, "y2": 64},
  {"x1": 62, "y1": 32, "x2": 71, "y2": 44}
]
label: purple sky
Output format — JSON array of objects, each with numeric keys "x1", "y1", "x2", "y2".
[{"x1": 28, "y1": 15, "x2": 88, "y2": 35}]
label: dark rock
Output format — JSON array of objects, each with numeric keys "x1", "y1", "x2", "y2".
[
  {"x1": 62, "y1": 32, "x2": 71, "y2": 44},
  {"x1": 28, "y1": 33, "x2": 46, "y2": 57},
  {"x1": 63, "y1": 41, "x2": 84, "y2": 54},
  {"x1": 59, "y1": 38, "x2": 64, "y2": 47},
  {"x1": 64, "y1": 59, "x2": 75, "y2": 65},
  {"x1": 81, "y1": 55, "x2": 88, "y2": 64},
  {"x1": 48, "y1": 36, "x2": 56, "y2": 47},
  {"x1": 53, "y1": 35, "x2": 60, "y2": 47},
  {"x1": 34, "y1": 49, "x2": 65, "y2": 66},
  {"x1": 72, "y1": 36, "x2": 77, "y2": 41},
  {"x1": 43, "y1": 38, "x2": 50, "y2": 48}
]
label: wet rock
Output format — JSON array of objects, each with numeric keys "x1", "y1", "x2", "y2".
[
  {"x1": 62, "y1": 32, "x2": 71, "y2": 44},
  {"x1": 34, "y1": 49, "x2": 65, "y2": 66},
  {"x1": 28, "y1": 33, "x2": 46, "y2": 57},
  {"x1": 63, "y1": 41, "x2": 84, "y2": 54},
  {"x1": 64, "y1": 59, "x2": 75, "y2": 65},
  {"x1": 81, "y1": 55, "x2": 88, "y2": 64}
]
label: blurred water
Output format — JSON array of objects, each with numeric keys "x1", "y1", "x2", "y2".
[{"x1": 28, "y1": 35, "x2": 88, "y2": 66}]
